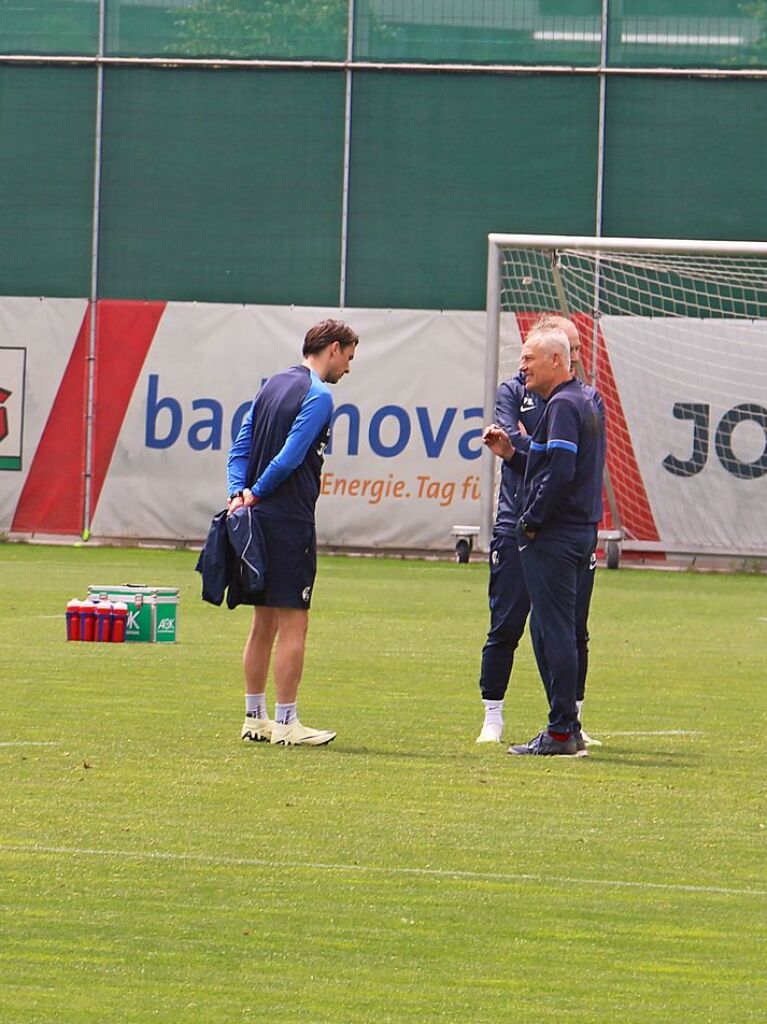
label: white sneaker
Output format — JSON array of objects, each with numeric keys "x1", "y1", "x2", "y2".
[
  {"x1": 476, "y1": 723, "x2": 503, "y2": 744},
  {"x1": 270, "y1": 719, "x2": 336, "y2": 747},
  {"x1": 241, "y1": 715, "x2": 273, "y2": 743},
  {"x1": 580, "y1": 729, "x2": 602, "y2": 747}
]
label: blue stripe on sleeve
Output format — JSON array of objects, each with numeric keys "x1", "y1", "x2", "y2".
[
  {"x1": 529, "y1": 440, "x2": 547, "y2": 451},
  {"x1": 547, "y1": 439, "x2": 578, "y2": 454}
]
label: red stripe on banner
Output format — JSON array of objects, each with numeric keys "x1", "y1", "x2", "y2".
[
  {"x1": 573, "y1": 314, "x2": 660, "y2": 543},
  {"x1": 514, "y1": 312, "x2": 661, "y2": 543},
  {"x1": 11, "y1": 308, "x2": 90, "y2": 534},
  {"x1": 90, "y1": 301, "x2": 166, "y2": 519}
]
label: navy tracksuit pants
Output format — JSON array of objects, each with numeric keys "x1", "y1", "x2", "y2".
[
  {"x1": 520, "y1": 523, "x2": 598, "y2": 734},
  {"x1": 479, "y1": 530, "x2": 531, "y2": 701},
  {"x1": 529, "y1": 548, "x2": 596, "y2": 708}
]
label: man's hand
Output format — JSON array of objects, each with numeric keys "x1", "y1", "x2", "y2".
[
  {"x1": 227, "y1": 488, "x2": 259, "y2": 516},
  {"x1": 226, "y1": 493, "x2": 244, "y2": 516},
  {"x1": 518, "y1": 514, "x2": 537, "y2": 541},
  {"x1": 482, "y1": 424, "x2": 515, "y2": 461}
]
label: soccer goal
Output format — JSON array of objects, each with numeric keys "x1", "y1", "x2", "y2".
[{"x1": 480, "y1": 234, "x2": 767, "y2": 565}]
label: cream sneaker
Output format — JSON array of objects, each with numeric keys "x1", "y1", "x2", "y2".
[
  {"x1": 270, "y1": 720, "x2": 336, "y2": 747},
  {"x1": 241, "y1": 715, "x2": 274, "y2": 743}
]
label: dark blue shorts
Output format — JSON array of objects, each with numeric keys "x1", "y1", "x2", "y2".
[{"x1": 254, "y1": 514, "x2": 317, "y2": 609}]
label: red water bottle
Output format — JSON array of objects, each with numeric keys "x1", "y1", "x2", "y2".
[
  {"x1": 111, "y1": 601, "x2": 128, "y2": 643},
  {"x1": 66, "y1": 599, "x2": 82, "y2": 641},
  {"x1": 80, "y1": 599, "x2": 97, "y2": 642},
  {"x1": 96, "y1": 600, "x2": 112, "y2": 642}
]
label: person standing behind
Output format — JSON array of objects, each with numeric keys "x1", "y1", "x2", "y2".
[
  {"x1": 483, "y1": 326, "x2": 605, "y2": 756},
  {"x1": 475, "y1": 334, "x2": 544, "y2": 743},
  {"x1": 227, "y1": 319, "x2": 359, "y2": 747}
]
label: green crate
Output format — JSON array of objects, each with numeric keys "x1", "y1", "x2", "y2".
[{"x1": 87, "y1": 585, "x2": 179, "y2": 643}]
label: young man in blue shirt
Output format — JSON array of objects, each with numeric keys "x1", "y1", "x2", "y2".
[
  {"x1": 227, "y1": 319, "x2": 359, "y2": 746},
  {"x1": 483, "y1": 325, "x2": 606, "y2": 756}
]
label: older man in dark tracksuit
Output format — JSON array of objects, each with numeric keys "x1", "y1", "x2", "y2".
[{"x1": 483, "y1": 325, "x2": 606, "y2": 756}]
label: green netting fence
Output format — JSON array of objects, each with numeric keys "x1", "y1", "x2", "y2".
[{"x1": 1, "y1": 1, "x2": 766, "y2": 309}]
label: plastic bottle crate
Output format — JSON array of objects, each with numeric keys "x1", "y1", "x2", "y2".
[{"x1": 87, "y1": 585, "x2": 179, "y2": 643}]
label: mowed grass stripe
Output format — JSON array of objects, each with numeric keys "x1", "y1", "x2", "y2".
[{"x1": 2, "y1": 841, "x2": 766, "y2": 899}]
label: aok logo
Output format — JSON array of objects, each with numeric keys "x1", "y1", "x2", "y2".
[
  {"x1": 157, "y1": 617, "x2": 175, "y2": 633},
  {"x1": 0, "y1": 347, "x2": 26, "y2": 471}
]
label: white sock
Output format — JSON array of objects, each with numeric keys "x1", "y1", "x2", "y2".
[
  {"x1": 245, "y1": 693, "x2": 268, "y2": 718},
  {"x1": 275, "y1": 702, "x2": 298, "y2": 725},
  {"x1": 576, "y1": 700, "x2": 584, "y2": 720},
  {"x1": 482, "y1": 699, "x2": 504, "y2": 728}
]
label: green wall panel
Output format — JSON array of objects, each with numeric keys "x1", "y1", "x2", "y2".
[
  {"x1": 104, "y1": 0, "x2": 348, "y2": 59},
  {"x1": 98, "y1": 68, "x2": 346, "y2": 304},
  {"x1": 0, "y1": 1, "x2": 98, "y2": 55},
  {"x1": 3, "y1": 51, "x2": 767, "y2": 309},
  {"x1": 2, "y1": 0, "x2": 764, "y2": 68},
  {"x1": 0, "y1": 67, "x2": 95, "y2": 297},
  {"x1": 602, "y1": 77, "x2": 767, "y2": 242},
  {"x1": 608, "y1": 0, "x2": 766, "y2": 69},
  {"x1": 354, "y1": 0, "x2": 602, "y2": 66},
  {"x1": 346, "y1": 72, "x2": 599, "y2": 310}
]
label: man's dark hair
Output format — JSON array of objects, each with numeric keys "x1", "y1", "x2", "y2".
[{"x1": 303, "y1": 319, "x2": 359, "y2": 356}]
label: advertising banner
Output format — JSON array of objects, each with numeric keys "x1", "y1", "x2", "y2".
[
  {"x1": 1, "y1": 298, "x2": 765, "y2": 555},
  {"x1": 0, "y1": 298, "x2": 89, "y2": 532},
  {"x1": 601, "y1": 316, "x2": 767, "y2": 552},
  {"x1": 90, "y1": 304, "x2": 486, "y2": 548}
]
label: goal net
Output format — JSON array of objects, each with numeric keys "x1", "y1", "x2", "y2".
[{"x1": 482, "y1": 234, "x2": 767, "y2": 563}]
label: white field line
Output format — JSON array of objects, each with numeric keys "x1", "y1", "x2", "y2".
[
  {"x1": 604, "y1": 730, "x2": 702, "y2": 737},
  {"x1": 0, "y1": 842, "x2": 764, "y2": 899},
  {"x1": 0, "y1": 741, "x2": 61, "y2": 747}
]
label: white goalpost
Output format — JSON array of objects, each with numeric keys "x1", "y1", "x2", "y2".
[{"x1": 479, "y1": 233, "x2": 767, "y2": 565}]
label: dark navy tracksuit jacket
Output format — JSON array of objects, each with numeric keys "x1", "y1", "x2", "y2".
[
  {"x1": 227, "y1": 365, "x2": 333, "y2": 524},
  {"x1": 510, "y1": 377, "x2": 606, "y2": 734}
]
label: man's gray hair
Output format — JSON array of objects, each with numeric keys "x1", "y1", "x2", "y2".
[{"x1": 525, "y1": 326, "x2": 571, "y2": 370}]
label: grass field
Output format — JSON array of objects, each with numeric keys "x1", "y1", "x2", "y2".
[{"x1": 1, "y1": 541, "x2": 765, "y2": 1023}]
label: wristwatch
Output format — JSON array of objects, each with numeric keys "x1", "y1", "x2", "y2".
[{"x1": 228, "y1": 490, "x2": 244, "y2": 500}]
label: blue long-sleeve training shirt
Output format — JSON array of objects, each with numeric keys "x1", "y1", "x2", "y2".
[
  {"x1": 227, "y1": 365, "x2": 333, "y2": 524},
  {"x1": 510, "y1": 377, "x2": 606, "y2": 530}
]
